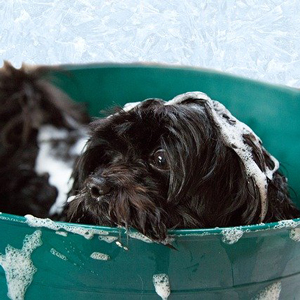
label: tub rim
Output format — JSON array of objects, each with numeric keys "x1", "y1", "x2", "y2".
[
  {"x1": 2, "y1": 63, "x2": 300, "y2": 240},
  {"x1": 1, "y1": 213, "x2": 299, "y2": 238}
]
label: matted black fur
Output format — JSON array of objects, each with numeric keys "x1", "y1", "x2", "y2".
[
  {"x1": 0, "y1": 62, "x2": 90, "y2": 217},
  {"x1": 66, "y1": 97, "x2": 300, "y2": 242}
]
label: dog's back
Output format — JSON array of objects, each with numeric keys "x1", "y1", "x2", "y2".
[{"x1": 0, "y1": 62, "x2": 90, "y2": 217}]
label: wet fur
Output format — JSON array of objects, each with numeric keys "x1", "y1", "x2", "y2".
[{"x1": 66, "y1": 98, "x2": 300, "y2": 242}]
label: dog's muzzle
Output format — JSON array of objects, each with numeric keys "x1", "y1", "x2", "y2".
[{"x1": 86, "y1": 177, "x2": 111, "y2": 200}]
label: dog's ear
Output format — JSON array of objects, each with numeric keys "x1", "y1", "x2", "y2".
[
  {"x1": 179, "y1": 94, "x2": 299, "y2": 224},
  {"x1": 162, "y1": 94, "x2": 268, "y2": 226}
]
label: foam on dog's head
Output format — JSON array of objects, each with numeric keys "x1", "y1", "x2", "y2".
[{"x1": 165, "y1": 92, "x2": 279, "y2": 222}]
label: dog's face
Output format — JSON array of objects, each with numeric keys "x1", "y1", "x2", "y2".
[{"x1": 67, "y1": 92, "x2": 299, "y2": 242}]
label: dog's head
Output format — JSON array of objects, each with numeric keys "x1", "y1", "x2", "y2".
[
  {"x1": 67, "y1": 92, "x2": 299, "y2": 242},
  {"x1": 0, "y1": 62, "x2": 90, "y2": 149}
]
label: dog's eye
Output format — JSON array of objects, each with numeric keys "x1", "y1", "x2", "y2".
[{"x1": 151, "y1": 149, "x2": 169, "y2": 170}]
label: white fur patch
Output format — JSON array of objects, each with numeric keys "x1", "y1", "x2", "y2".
[{"x1": 35, "y1": 125, "x2": 88, "y2": 215}]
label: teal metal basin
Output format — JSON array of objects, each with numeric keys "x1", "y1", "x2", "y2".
[{"x1": 1, "y1": 64, "x2": 300, "y2": 299}]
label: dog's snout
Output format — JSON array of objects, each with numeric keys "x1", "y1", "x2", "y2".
[{"x1": 87, "y1": 177, "x2": 111, "y2": 199}]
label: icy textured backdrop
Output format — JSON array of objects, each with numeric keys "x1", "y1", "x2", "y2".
[{"x1": 0, "y1": 0, "x2": 300, "y2": 87}]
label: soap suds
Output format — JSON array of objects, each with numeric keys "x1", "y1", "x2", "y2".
[
  {"x1": 55, "y1": 231, "x2": 68, "y2": 237},
  {"x1": 152, "y1": 274, "x2": 171, "y2": 300},
  {"x1": 98, "y1": 236, "x2": 118, "y2": 243},
  {"x1": 116, "y1": 241, "x2": 129, "y2": 251},
  {"x1": 123, "y1": 101, "x2": 141, "y2": 112},
  {"x1": 221, "y1": 228, "x2": 244, "y2": 244},
  {"x1": 0, "y1": 230, "x2": 42, "y2": 300},
  {"x1": 253, "y1": 281, "x2": 281, "y2": 300},
  {"x1": 50, "y1": 248, "x2": 67, "y2": 261},
  {"x1": 25, "y1": 214, "x2": 108, "y2": 239},
  {"x1": 127, "y1": 232, "x2": 153, "y2": 243},
  {"x1": 0, "y1": 215, "x2": 26, "y2": 224},
  {"x1": 90, "y1": 252, "x2": 110, "y2": 261},
  {"x1": 274, "y1": 219, "x2": 298, "y2": 229},
  {"x1": 290, "y1": 228, "x2": 300, "y2": 242}
]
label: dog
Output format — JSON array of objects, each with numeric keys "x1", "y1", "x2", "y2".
[
  {"x1": 65, "y1": 91, "x2": 300, "y2": 242},
  {"x1": 0, "y1": 62, "x2": 90, "y2": 218}
]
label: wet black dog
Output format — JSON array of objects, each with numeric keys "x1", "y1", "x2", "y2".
[
  {"x1": 0, "y1": 62, "x2": 90, "y2": 218},
  {"x1": 66, "y1": 92, "x2": 300, "y2": 242},
  {"x1": 1, "y1": 63, "x2": 299, "y2": 243}
]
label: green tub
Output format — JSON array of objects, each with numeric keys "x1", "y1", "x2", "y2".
[{"x1": 1, "y1": 64, "x2": 300, "y2": 300}]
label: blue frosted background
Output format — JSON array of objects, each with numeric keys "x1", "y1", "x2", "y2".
[{"x1": 1, "y1": 0, "x2": 300, "y2": 87}]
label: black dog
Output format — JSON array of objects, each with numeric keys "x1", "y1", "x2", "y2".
[
  {"x1": 66, "y1": 92, "x2": 300, "y2": 242},
  {"x1": 0, "y1": 62, "x2": 90, "y2": 218}
]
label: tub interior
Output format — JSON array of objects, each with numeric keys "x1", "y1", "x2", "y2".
[
  {"x1": 1, "y1": 64, "x2": 300, "y2": 299},
  {"x1": 54, "y1": 64, "x2": 300, "y2": 209}
]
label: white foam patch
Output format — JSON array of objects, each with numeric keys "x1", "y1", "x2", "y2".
[
  {"x1": 50, "y1": 248, "x2": 67, "y2": 261},
  {"x1": 274, "y1": 219, "x2": 298, "y2": 229},
  {"x1": 152, "y1": 274, "x2": 171, "y2": 300},
  {"x1": 127, "y1": 232, "x2": 153, "y2": 243},
  {"x1": 253, "y1": 281, "x2": 282, "y2": 300},
  {"x1": 123, "y1": 101, "x2": 141, "y2": 112},
  {"x1": 25, "y1": 215, "x2": 109, "y2": 239},
  {"x1": 221, "y1": 228, "x2": 244, "y2": 244},
  {"x1": 0, "y1": 230, "x2": 42, "y2": 300},
  {"x1": 165, "y1": 91, "x2": 211, "y2": 106},
  {"x1": 0, "y1": 215, "x2": 26, "y2": 224},
  {"x1": 55, "y1": 231, "x2": 68, "y2": 237},
  {"x1": 90, "y1": 252, "x2": 110, "y2": 261},
  {"x1": 98, "y1": 236, "x2": 118, "y2": 243},
  {"x1": 116, "y1": 241, "x2": 129, "y2": 251},
  {"x1": 35, "y1": 125, "x2": 88, "y2": 215},
  {"x1": 160, "y1": 236, "x2": 175, "y2": 246},
  {"x1": 290, "y1": 228, "x2": 300, "y2": 242},
  {"x1": 165, "y1": 92, "x2": 279, "y2": 222},
  {"x1": 124, "y1": 229, "x2": 173, "y2": 245}
]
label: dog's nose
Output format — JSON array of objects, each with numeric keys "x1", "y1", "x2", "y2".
[{"x1": 87, "y1": 177, "x2": 111, "y2": 199}]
